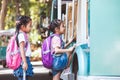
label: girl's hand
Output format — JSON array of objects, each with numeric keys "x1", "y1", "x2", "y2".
[
  {"x1": 68, "y1": 37, "x2": 74, "y2": 43},
  {"x1": 22, "y1": 62, "x2": 28, "y2": 71},
  {"x1": 69, "y1": 44, "x2": 76, "y2": 53},
  {"x1": 69, "y1": 36, "x2": 76, "y2": 43}
]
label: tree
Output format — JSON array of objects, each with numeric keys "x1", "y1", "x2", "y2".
[
  {"x1": 0, "y1": 0, "x2": 8, "y2": 30},
  {"x1": 15, "y1": 0, "x2": 20, "y2": 16}
]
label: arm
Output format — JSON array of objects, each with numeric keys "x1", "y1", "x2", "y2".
[
  {"x1": 52, "y1": 36, "x2": 75, "y2": 54},
  {"x1": 19, "y1": 41, "x2": 28, "y2": 71},
  {"x1": 64, "y1": 39, "x2": 73, "y2": 48},
  {"x1": 64, "y1": 36, "x2": 76, "y2": 48},
  {"x1": 54, "y1": 46, "x2": 75, "y2": 54}
]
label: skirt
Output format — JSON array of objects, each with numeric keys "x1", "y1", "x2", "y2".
[
  {"x1": 13, "y1": 57, "x2": 34, "y2": 77},
  {"x1": 52, "y1": 53, "x2": 68, "y2": 76}
]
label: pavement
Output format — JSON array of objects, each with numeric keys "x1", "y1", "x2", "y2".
[
  {"x1": 0, "y1": 61, "x2": 50, "y2": 74},
  {"x1": 0, "y1": 61, "x2": 53, "y2": 80}
]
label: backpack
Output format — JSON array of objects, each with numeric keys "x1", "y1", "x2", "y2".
[
  {"x1": 41, "y1": 34, "x2": 62, "y2": 69},
  {"x1": 6, "y1": 33, "x2": 28, "y2": 70}
]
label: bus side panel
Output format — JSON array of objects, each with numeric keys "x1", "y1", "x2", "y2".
[{"x1": 90, "y1": 0, "x2": 120, "y2": 75}]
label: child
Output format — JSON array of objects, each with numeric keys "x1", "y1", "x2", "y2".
[
  {"x1": 49, "y1": 19, "x2": 75, "y2": 80},
  {"x1": 13, "y1": 15, "x2": 33, "y2": 80}
]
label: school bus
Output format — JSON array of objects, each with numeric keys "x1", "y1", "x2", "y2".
[{"x1": 51, "y1": 0, "x2": 120, "y2": 80}]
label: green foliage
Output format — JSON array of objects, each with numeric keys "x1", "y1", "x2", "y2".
[
  {"x1": 29, "y1": 29, "x2": 42, "y2": 44},
  {"x1": 0, "y1": 0, "x2": 51, "y2": 45},
  {"x1": 0, "y1": 1, "x2": 1, "y2": 10}
]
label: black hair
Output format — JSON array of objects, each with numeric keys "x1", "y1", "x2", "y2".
[
  {"x1": 48, "y1": 19, "x2": 62, "y2": 35},
  {"x1": 15, "y1": 15, "x2": 32, "y2": 34},
  {"x1": 15, "y1": 15, "x2": 31, "y2": 47}
]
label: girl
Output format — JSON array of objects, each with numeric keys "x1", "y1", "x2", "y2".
[
  {"x1": 14, "y1": 15, "x2": 33, "y2": 80},
  {"x1": 49, "y1": 19, "x2": 75, "y2": 80}
]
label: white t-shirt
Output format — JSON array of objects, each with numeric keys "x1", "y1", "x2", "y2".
[
  {"x1": 52, "y1": 36, "x2": 61, "y2": 49},
  {"x1": 18, "y1": 32, "x2": 31, "y2": 57}
]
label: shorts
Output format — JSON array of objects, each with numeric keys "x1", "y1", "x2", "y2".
[
  {"x1": 13, "y1": 57, "x2": 34, "y2": 77},
  {"x1": 52, "y1": 53, "x2": 68, "y2": 76}
]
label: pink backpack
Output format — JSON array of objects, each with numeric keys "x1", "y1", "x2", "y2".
[{"x1": 6, "y1": 33, "x2": 28, "y2": 70}]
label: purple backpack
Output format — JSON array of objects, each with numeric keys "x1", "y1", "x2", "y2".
[{"x1": 41, "y1": 34, "x2": 61, "y2": 69}]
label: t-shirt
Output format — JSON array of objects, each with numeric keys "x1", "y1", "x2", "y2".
[
  {"x1": 18, "y1": 32, "x2": 31, "y2": 57},
  {"x1": 52, "y1": 36, "x2": 61, "y2": 48},
  {"x1": 51, "y1": 36, "x2": 61, "y2": 54}
]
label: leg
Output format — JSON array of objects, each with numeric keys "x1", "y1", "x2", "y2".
[
  {"x1": 66, "y1": 46, "x2": 75, "y2": 67},
  {"x1": 53, "y1": 72, "x2": 61, "y2": 80},
  {"x1": 66, "y1": 52, "x2": 73, "y2": 68},
  {"x1": 67, "y1": 54, "x2": 73, "y2": 67}
]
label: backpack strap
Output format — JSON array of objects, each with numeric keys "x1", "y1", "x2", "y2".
[{"x1": 16, "y1": 33, "x2": 19, "y2": 47}]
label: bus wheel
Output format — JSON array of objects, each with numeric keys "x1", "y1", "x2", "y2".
[{"x1": 72, "y1": 53, "x2": 78, "y2": 80}]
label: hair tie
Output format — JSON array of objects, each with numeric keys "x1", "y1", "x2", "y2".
[{"x1": 16, "y1": 21, "x2": 20, "y2": 24}]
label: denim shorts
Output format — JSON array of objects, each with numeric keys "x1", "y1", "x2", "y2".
[
  {"x1": 52, "y1": 53, "x2": 68, "y2": 76},
  {"x1": 13, "y1": 57, "x2": 34, "y2": 77}
]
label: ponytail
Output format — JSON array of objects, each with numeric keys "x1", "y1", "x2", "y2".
[
  {"x1": 15, "y1": 21, "x2": 21, "y2": 34},
  {"x1": 15, "y1": 15, "x2": 31, "y2": 46}
]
